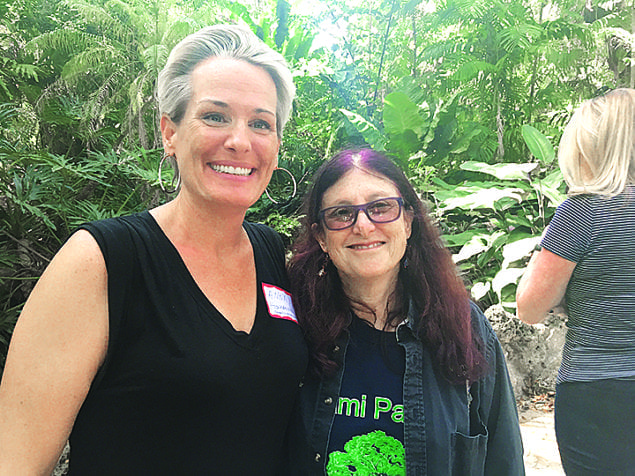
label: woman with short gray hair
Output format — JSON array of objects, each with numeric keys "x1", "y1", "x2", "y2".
[
  {"x1": 0, "y1": 23, "x2": 307, "y2": 475},
  {"x1": 158, "y1": 24, "x2": 295, "y2": 138}
]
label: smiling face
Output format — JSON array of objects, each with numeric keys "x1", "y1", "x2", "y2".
[
  {"x1": 316, "y1": 167, "x2": 413, "y2": 291},
  {"x1": 160, "y1": 57, "x2": 280, "y2": 211}
]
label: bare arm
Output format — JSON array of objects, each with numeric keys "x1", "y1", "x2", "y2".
[
  {"x1": 0, "y1": 230, "x2": 108, "y2": 475},
  {"x1": 516, "y1": 248, "x2": 576, "y2": 325}
]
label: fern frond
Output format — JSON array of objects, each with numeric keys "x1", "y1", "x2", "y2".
[
  {"x1": 127, "y1": 72, "x2": 152, "y2": 116},
  {"x1": 141, "y1": 44, "x2": 169, "y2": 74},
  {"x1": 587, "y1": 11, "x2": 625, "y2": 33},
  {"x1": 82, "y1": 67, "x2": 130, "y2": 120},
  {"x1": 497, "y1": 23, "x2": 543, "y2": 53},
  {"x1": 421, "y1": 36, "x2": 469, "y2": 62},
  {"x1": 542, "y1": 19, "x2": 594, "y2": 47},
  {"x1": 446, "y1": 0, "x2": 491, "y2": 21},
  {"x1": 0, "y1": 78, "x2": 11, "y2": 101},
  {"x1": 104, "y1": 0, "x2": 135, "y2": 21},
  {"x1": 452, "y1": 60, "x2": 496, "y2": 82},
  {"x1": 61, "y1": 0, "x2": 132, "y2": 45},
  {"x1": 60, "y1": 46, "x2": 129, "y2": 85},
  {"x1": 25, "y1": 29, "x2": 99, "y2": 58},
  {"x1": 161, "y1": 18, "x2": 204, "y2": 50},
  {"x1": 0, "y1": 57, "x2": 41, "y2": 82}
]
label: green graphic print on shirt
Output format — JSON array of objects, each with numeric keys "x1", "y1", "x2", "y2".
[
  {"x1": 326, "y1": 318, "x2": 406, "y2": 475},
  {"x1": 326, "y1": 430, "x2": 405, "y2": 476}
]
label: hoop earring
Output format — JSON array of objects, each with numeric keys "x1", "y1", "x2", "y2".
[
  {"x1": 265, "y1": 167, "x2": 297, "y2": 204},
  {"x1": 158, "y1": 154, "x2": 180, "y2": 194}
]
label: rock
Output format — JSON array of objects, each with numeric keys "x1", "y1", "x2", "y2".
[
  {"x1": 53, "y1": 442, "x2": 69, "y2": 476},
  {"x1": 485, "y1": 305, "x2": 567, "y2": 399}
]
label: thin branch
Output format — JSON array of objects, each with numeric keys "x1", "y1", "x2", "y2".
[
  {"x1": 0, "y1": 230, "x2": 51, "y2": 264},
  {"x1": 372, "y1": 0, "x2": 399, "y2": 103},
  {"x1": 412, "y1": 14, "x2": 418, "y2": 77}
]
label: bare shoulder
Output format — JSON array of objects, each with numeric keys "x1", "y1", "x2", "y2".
[
  {"x1": 56, "y1": 228, "x2": 106, "y2": 270},
  {"x1": 0, "y1": 229, "x2": 109, "y2": 474},
  {"x1": 15, "y1": 228, "x2": 109, "y2": 360},
  {"x1": 21, "y1": 229, "x2": 108, "y2": 325}
]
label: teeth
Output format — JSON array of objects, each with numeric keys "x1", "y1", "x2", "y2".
[
  {"x1": 352, "y1": 243, "x2": 382, "y2": 250},
  {"x1": 211, "y1": 164, "x2": 252, "y2": 176}
]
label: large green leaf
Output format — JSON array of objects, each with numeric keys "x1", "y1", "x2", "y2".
[
  {"x1": 442, "y1": 229, "x2": 487, "y2": 247},
  {"x1": 460, "y1": 161, "x2": 538, "y2": 181},
  {"x1": 453, "y1": 235, "x2": 489, "y2": 263},
  {"x1": 531, "y1": 169, "x2": 566, "y2": 207},
  {"x1": 339, "y1": 109, "x2": 385, "y2": 150},
  {"x1": 470, "y1": 281, "x2": 491, "y2": 301},
  {"x1": 435, "y1": 184, "x2": 525, "y2": 211},
  {"x1": 448, "y1": 124, "x2": 487, "y2": 155},
  {"x1": 452, "y1": 60, "x2": 496, "y2": 82},
  {"x1": 383, "y1": 92, "x2": 426, "y2": 136},
  {"x1": 492, "y1": 267, "x2": 525, "y2": 297},
  {"x1": 385, "y1": 130, "x2": 421, "y2": 165},
  {"x1": 501, "y1": 236, "x2": 541, "y2": 264},
  {"x1": 521, "y1": 125, "x2": 555, "y2": 164}
]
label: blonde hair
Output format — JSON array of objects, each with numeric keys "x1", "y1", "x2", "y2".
[{"x1": 558, "y1": 88, "x2": 635, "y2": 196}]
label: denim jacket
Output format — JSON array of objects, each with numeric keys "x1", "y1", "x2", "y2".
[{"x1": 290, "y1": 301, "x2": 525, "y2": 475}]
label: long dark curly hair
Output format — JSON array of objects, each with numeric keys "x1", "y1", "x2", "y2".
[{"x1": 287, "y1": 149, "x2": 486, "y2": 384}]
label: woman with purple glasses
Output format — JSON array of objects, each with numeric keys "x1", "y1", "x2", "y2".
[{"x1": 287, "y1": 149, "x2": 524, "y2": 475}]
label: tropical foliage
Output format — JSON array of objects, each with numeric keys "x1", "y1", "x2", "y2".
[{"x1": 1, "y1": 0, "x2": 633, "y2": 369}]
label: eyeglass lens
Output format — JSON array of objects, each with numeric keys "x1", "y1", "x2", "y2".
[{"x1": 321, "y1": 197, "x2": 403, "y2": 230}]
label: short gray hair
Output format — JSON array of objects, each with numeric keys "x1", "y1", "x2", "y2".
[{"x1": 157, "y1": 24, "x2": 295, "y2": 138}]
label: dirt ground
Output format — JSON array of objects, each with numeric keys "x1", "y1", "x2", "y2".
[{"x1": 519, "y1": 393, "x2": 564, "y2": 475}]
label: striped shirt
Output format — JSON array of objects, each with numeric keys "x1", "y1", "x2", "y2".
[{"x1": 541, "y1": 186, "x2": 635, "y2": 383}]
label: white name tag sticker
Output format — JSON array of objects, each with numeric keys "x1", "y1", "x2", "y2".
[{"x1": 262, "y1": 283, "x2": 298, "y2": 323}]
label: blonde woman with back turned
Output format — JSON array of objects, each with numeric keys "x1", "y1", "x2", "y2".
[{"x1": 517, "y1": 88, "x2": 635, "y2": 475}]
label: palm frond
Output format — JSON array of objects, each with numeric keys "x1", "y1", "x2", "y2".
[
  {"x1": 497, "y1": 23, "x2": 544, "y2": 53},
  {"x1": 161, "y1": 18, "x2": 204, "y2": 50},
  {"x1": 141, "y1": 44, "x2": 169, "y2": 74},
  {"x1": 61, "y1": 0, "x2": 133, "y2": 45},
  {"x1": 25, "y1": 29, "x2": 99, "y2": 58},
  {"x1": 60, "y1": 45, "x2": 130, "y2": 84},
  {"x1": 542, "y1": 19, "x2": 594, "y2": 47},
  {"x1": 440, "y1": 0, "x2": 491, "y2": 22},
  {"x1": 421, "y1": 37, "x2": 469, "y2": 63},
  {"x1": 452, "y1": 60, "x2": 497, "y2": 82}
]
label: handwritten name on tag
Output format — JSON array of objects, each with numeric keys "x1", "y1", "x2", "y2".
[{"x1": 262, "y1": 283, "x2": 297, "y2": 323}]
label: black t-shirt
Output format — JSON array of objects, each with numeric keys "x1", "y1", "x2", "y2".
[
  {"x1": 326, "y1": 316, "x2": 405, "y2": 474},
  {"x1": 69, "y1": 211, "x2": 308, "y2": 475}
]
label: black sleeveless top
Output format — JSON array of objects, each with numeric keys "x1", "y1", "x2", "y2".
[{"x1": 69, "y1": 211, "x2": 308, "y2": 475}]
